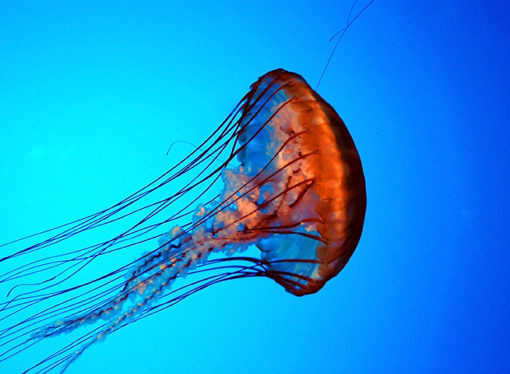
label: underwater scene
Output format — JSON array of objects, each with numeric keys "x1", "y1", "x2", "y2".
[{"x1": 0, "y1": 2, "x2": 508, "y2": 373}]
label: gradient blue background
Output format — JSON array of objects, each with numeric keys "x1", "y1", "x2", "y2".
[{"x1": 1, "y1": 1, "x2": 509, "y2": 373}]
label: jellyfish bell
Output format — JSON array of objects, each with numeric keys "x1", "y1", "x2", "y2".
[
  {"x1": 0, "y1": 69, "x2": 366, "y2": 372},
  {"x1": 236, "y1": 69, "x2": 366, "y2": 295}
]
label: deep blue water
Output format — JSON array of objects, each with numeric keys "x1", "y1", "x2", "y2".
[{"x1": 0, "y1": 1, "x2": 509, "y2": 373}]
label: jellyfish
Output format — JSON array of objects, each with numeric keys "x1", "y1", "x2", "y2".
[{"x1": 0, "y1": 69, "x2": 366, "y2": 373}]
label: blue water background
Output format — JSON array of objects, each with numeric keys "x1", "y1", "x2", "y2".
[{"x1": 0, "y1": 1, "x2": 508, "y2": 373}]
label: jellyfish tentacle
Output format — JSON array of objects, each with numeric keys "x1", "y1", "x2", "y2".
[{"x1": 31, "y1": 233, "x2": 192, "y2": 340}]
